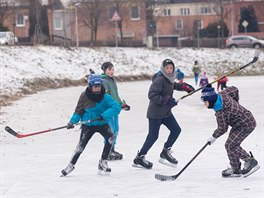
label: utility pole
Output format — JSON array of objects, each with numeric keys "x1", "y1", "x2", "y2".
[{"x1": 34, "y1": 0, "x2": 42, "y2": 44}]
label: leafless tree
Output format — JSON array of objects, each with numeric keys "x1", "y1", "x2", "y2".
[
  {"x1": 76, "y1": 0, "x2": 105, "y2": 46},
  {"x1": 0, "y1": 0, "x2": 14, "y2": 27}
]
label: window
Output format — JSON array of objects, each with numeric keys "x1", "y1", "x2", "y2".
[
  {"x1": 200, "y1": 7, "x2": 211, "y2": 14},
  {"x1": 54, "y1": 17, "x2": 62, "y2": 30},
  {"x1": 180, "y1": 8, "x2": 190, "y2": 16},
  {"x1": 16, "y1": 14, "x2": 25, "y2": 27},
  {"x1": 163, "y1": 9, "x2": 171, "y2": 16},
  {"x1": 176, "y1": 20, "x2": 183, "y2": 30},
  {"x1": 195, "y1": 20, "x2": 203, "y2": 29},
  {"x1": 131, "y1": 6, "x2": 140, "y2": 20}
]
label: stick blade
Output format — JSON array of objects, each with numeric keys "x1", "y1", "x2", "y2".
[
  {"x1": 155, "y1": 174, "x2": 177, "y2": 181},
  {"x1": 5, "y1": 126, "x2": 19, "y2": 137},
  {"x1": 252, "y1": 50, "x2": 260, "y2": 63}
]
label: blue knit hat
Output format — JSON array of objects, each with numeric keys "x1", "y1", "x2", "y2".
[
  {"x1": 88, "y1": 74, "x2": 103, "y2": 87},
  {"x1": 201, "y1": 87, "x2": 217, "y2": 102}
]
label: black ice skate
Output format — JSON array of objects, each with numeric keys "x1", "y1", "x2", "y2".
[
  {"x1": 241, "y1": 152, "x2": 260, "y2": 178},
  {"x1": 107, "y1": 147, "x2": 123, "y2": 161},
  {"x1": 132, "y1": 153, "x2": 153, "y2": 169},
  {"x1": 222, "y1": 167, "x2": 241, "y2": 178},
  {"x1": 98, "y1": 159, "x2": 111, "y2": 175},
  {"x1": 61, "y1": 163, "x2": 75, "y2": 177},
  {"x1": 158, "y1": 147, "x2": 178, "y2": 168}
]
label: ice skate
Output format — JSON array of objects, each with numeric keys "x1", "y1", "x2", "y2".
[
  {"x1": 132, "y1": 153, "x2": 153, "y2": 169},
  {"x1": 61, "y1": 163, "x2": 75, "y2": 177},
  {"x1": 241, "y1": 152, "x2": 260, "y2": 178},
  {"x1": 98, "y1": 159, "x2": 111, "y2": 175},
  {"x1": 222, "y1": 167, "x2": 241, "y2": 178},
  {"x1": 158, "y1": 147, "x2": 178, "y2": 168},
  {"x1": 107, "y1": 147, "x2": 123, "y2": 161}
]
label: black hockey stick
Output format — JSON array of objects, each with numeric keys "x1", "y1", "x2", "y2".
[
  {"x1": 5, "y1": 118, "x2": 99, "y2": 138},
  {"x1": 155, "y1": 142, "x2": 209, "y2": 181},
  {"x1": 177, "y1": 50, "x2": 260, "y2": 102}
]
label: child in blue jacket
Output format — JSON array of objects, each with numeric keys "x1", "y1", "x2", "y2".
[{"x1": 61, "y1": 74, "x2": 121, "y2": 176}]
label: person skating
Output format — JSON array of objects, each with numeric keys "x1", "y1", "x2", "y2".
[
  {"x1": 192, "y1": 60, "x2": 201, "y2": 86},
  {"x1": 61, "y1": 74, "x2": 121, "y2": 176},
  {"x1": 175, "y1": 68, "x2": 185, "y2": 83},
  {"x1": 217, "y1": 76, "x2": 228, "y2": 92},
  {"x1": 101, "y1": 62, "x2": 130, "y2": 161},
  {"x1": 133, "y1": 59, "x2": 194, "y2": 169},
  {"x1": 201, "y1": 85, "x2": 260, "y2": 178},
  {"x1": 199, "y1": 71, "x2": 209, "y2": 87}
]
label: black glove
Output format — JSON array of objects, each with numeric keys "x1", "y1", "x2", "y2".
[
  {"x1": 182, "y1": 82, "x2": 195, "y2": 93},
  {"x1": 66, "y1": 122, "x2": 74, "y2": 129},
  {"x1": 121, "y1": 103, "x2": 130, "y2": 111},
  {"x1": 165, "y1": 96, "x2": 177, "y2": 108},
  {"x1": 97, "y1": 116, "x2": 104, "y2": 121}
]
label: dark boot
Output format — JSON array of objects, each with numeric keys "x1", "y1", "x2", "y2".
[
  {"x1": 222, "y1": 166, "x2": 241, "y2": 178},
  {"x1": 241, "y1": 152, "x2": 260, "y2": 177},
  {"x1": 133, "y1": 152, "x2": 153, "y2": 169},
  {"x1": 108, "y1": 147, "x2": 123, "y2": 160},
  {"x1": 159, "y1": 147, "x2": 178, "y2": 166},
  {"x1": 61, "y1": 163, "x2": 75, "y2": 177}
]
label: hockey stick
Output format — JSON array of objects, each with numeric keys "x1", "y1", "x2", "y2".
[
  {"x1": 155, "y1": 142, "x2": 209, "y2": 181},
  {"x1": 177, "y1": 50, "x2": 260, "y2": 102},
  {"x1": 5, "y1": 119, "x2": 99, "y2": 138}
]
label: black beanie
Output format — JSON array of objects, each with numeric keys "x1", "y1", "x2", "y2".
[{"x1": 101, "y1": 62, "x2": 113, "y2": 73}]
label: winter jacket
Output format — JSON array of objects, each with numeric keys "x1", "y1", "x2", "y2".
[
  {"x1": 199, "y1": 75, "x2": 209, "y2": 87},
  {"x1": 101, "y1": 74, "x2": 124, "y2": 106},
  {"x1": 70, "y1": 89, "x2": 121, "y2": 126},
  {"x1": 192, "y1": 65, "x2": 201, "y2": 75},
  {"x1": 147, "y1": 72, "x2": 183, "y2": 119},
  {"x1": 212, "y1": 86, "x2": 256, "y2": 138},
  {"x1": 176, "y1": 69, "x2": 184, "y2": 81}
]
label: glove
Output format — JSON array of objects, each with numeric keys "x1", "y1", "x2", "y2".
[
  {"x1": 97, "y1": 116, "x2": 104, "y2": 121},
  {"x1": 182, "y1": 82, "x2": 195, "y2": 93},
  {"x1": 207, "y1": 135, "x2": 216, "y2": 145},
  {"x1": 121, "y1": 103, "x2": 130, "y2": 111},
  {"x1": 165, "y1": 96, "x2": 178, "y2": 108},
  {"x1": 66, "y1": 122, "x2": 74, "y2": 129}
]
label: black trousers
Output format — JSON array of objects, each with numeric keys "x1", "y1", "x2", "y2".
[{"x1": 70, "y1": 124, "x2": 114, "y2": 164}]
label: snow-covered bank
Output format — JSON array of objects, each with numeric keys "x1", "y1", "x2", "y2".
[{"x1": 1, "y1": 46, "x2": 263, "y2": 106}]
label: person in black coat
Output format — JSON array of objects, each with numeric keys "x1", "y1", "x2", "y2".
[{"x1": 133, "y1": 59, "x2": 194, "y2": 169}]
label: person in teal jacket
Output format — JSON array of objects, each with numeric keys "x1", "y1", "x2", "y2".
[
  {"x1": 101, "y1": 62, "x2": 130, "y2": 160},
  {"x1": 61, "y1": 74, "x2": 121, "y2": 176}
]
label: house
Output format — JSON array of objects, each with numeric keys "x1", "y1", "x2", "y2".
[{"x1": 1, "y1": 0, "x2": 264, "y2": 47}]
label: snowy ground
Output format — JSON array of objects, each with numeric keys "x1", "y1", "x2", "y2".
[
  {"x1": 1, "y1": 46, "x2": 263, "y2": 105},
  {"x1": 0, "y1": 76, "x2": 263, "y2": 198}
]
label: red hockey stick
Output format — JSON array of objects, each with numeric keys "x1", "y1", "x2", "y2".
[{"x1": 5, "y1": 119, "x2": 98, "y2": 138}]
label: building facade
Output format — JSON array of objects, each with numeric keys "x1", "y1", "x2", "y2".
[{"x1": 1, "y1": 0, "x2": 264, "y2": 46}]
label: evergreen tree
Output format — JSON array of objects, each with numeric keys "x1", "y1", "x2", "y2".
[
  {"x1": 238, "y1": 6, "x2": 259, "y2": 32},
  {"x1": 40, "y1": 5, "x2": 50, "y2": 38},
  {"x1": 0, "y1": 23, "x2": 9, "y2": 31},
  {"x1": 199, "y1": 20, "x2": 229, "y2": 38},
  {"x1": 28, "y1": 0, "x2": 37, "y2": 38}
]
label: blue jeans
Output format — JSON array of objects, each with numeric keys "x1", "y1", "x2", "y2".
[
  {"x1": 139, "y1": 114, "x2": 181, "y2": 156},
  {"x1": 107, "y1": 115, "x2": 119, "y2": 145},
  {"x1": 194, "y1": 74, "x2": 199, "y2": 85}
]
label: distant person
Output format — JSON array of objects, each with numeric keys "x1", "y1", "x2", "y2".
[
  {"x1": 175, "y1": 68, "x2": 185, "y2": 83},
  {"x1": 101, "y1": 62, "x2": 130, "y2": 161},
  {"x1": 61, "y1": 74, "x2": 121, "y2": 176},
  {"x1": 217, "y1": 76, "x2": 228, "y2": 92},
  {"x1": 199, "y1": 71, "x2": 209, "y2": 87},
  {"x1": 192, "y1": 60, "x2": 201, "y2": 86},
  {"x1": 201, "y1": 85, "x2": 260, "y2": 178},
  {"x1": 133, "y1": 59, "x2": 194, "y2": 169}
]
